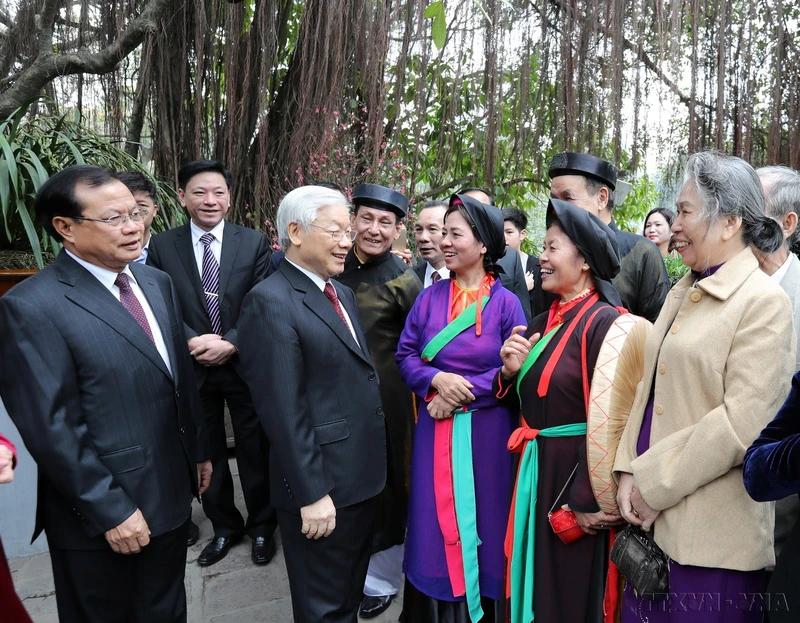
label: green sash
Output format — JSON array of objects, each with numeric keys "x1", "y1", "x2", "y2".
[
  {"x1": 515, "y1": 325, "x2": 562, "y2": 398},
  {"x1": 421, "y1": 296, "x2": 490, "y2": 362}
]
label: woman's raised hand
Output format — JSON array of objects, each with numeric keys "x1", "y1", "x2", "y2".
[
  {"x1": 431, "y1": 372, "x2": 475, "y2": 404},
  {"x1": 500, "y1": 326, "x2": 539, "y2": 379}
]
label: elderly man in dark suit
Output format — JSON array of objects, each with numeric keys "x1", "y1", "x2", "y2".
[
  {"x1": 238, "y1": 185, "x2": 387, "y2": 623},
  {"x1": 0, "y1": 165, "x2": 211, "y2": 623},
  {"x1": 147, "y1": 160, "x2": 277, "y2": 566}
]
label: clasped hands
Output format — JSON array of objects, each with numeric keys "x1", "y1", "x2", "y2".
[
  {"x1": 188, "y1": 334, "x2": 237, "y2": 366},
  {"x1": 429, "y1": 372, "x2": 475, "y2": 420},
  {"x1": 617, "y1": 472, "x2": 660, "y2": 532}
]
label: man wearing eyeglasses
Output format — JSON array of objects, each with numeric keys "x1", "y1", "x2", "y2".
[
  {"x1": 0, "y1": 165, "x2": 212, "y2": 622},
  {"x1": 147, "y1": 160, "x2": 278, "y2": 568},
  {"x1": 238, "y1": 184, "x2": 386, "y2": 623},
  {"x1": 333, "y1": 183, "x2": 422, "y2": 619},
  {"x1": 114, "y1": 171, "x2": 160, "y2": 264}
]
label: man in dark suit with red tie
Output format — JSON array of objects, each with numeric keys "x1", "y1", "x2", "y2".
[
  {"x1": 147, "y1": 160, "x2": 277, "y2": 566},
  {"x1": 238, "y1": 185, "x2": 387, "y2": 623},
  {"x1": 0, "y1": 165, "x2": 211, "y2": 622}
]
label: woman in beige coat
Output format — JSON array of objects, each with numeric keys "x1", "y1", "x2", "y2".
[{"x1": 614, "y1": 151, "x2": 796, "y2": 622}]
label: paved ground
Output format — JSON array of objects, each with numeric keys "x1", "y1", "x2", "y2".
[{"x1": 9, "y1": 458, "x2": 403, "y2": 622}]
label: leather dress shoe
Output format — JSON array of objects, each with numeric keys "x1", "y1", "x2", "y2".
[
  {"x1": 186, "y1": 521, "x2": 200, "y2": 547},
  {"x1": 359, "y1": 594, "x2": 393, "y2": 619},
  {"x1": 197, "y1": 534, "x2": 243, "y2": 566},
  {"x1": 251, "y1": 535, "x2": 276, "y2": 565}
]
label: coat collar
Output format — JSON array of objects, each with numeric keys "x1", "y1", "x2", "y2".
[{"x1": 690, "y1": 246, "x2": 759, "y2": 301}]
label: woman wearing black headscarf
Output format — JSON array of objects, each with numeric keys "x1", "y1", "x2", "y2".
[
  {"x1": 397, "y1": 194, "x2": 526, "y2": 622},
  {"x1": 495, "y1": 199, "x2": 625, "y2": 623}
]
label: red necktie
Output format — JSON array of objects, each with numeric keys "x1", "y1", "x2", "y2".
[
  {"x1": 115, "y1": 273, "x2": 155, "y2": 343},
  {"x1": 323, "y1": 283, "x2": 349, "y2": 327}
]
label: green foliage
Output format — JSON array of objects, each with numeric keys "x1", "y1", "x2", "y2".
[
  {"x1": 664, "y1": 253, "x2": 689, "y2": 285},
  {"x1": 424, "y1": 2, "x2": 447, "y2": 50},
  {"x1": 614, "y1": 174, "x2": 658, "y2": 233},
  {"x1": 0, "y1": 105, "x2": 184, "y2": 269}
]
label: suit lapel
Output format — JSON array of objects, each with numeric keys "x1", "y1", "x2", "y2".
[
  {"x1": 174, "y1": 225, "x2": 207, "y2": 313},
  {"x1": 281, "y1": 262, "x2": 370, "y2": 363},
  {"x1": 131, "y1": 264, "x2": 177, "y2": 384},
  {"x1": 57, "y1": 256, "x2": 172, "y2": 380},
  {"x1": 218, "y1": 222, "x2": 241, "y2": 303},
  {"x1": 336, "y1": 284, "x2": 373, "y2": 364}
]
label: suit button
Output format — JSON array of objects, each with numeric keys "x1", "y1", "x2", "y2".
[
  {"x1": 175, "y1": 390, "x2": 181, "y2": 398},
  {"x1": 671, "y1": 324, "x2": 680, "y2": 335},
  {"x1": 658, "y1": 363, "x2": 666, "y2": 375},
  {"x1": 368, "y1": 373, "x2": 376, "y2": 381},
  {"x1": 690, "y1": 292, "x2": 701, "y2": 303},
  {"x1": 180, "y1": 427, "x2": 186, "y2": 435},
  {"x1": 377, "y1": 407, "x2": 384, "y2": 416},
  {"x1": 655, "y1": 404, "x2": 664, "y2": 415}
]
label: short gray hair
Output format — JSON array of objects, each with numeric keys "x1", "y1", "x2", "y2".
[
  {"x1": 757, "y1": 165, "x2": 800, "y2": 248},
  {"x1": 685, "y1": 151, "x2": 783, "y2": 254},
  {"x1": 277, "y1": 185, "x2": 349, "y2": 250}
]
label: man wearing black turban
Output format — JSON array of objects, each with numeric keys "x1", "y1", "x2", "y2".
[{"x1": 539, "y1": 152, "x2": 670, "y2": 322}]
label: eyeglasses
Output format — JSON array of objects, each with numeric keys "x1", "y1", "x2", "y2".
[
  {"x1": 71, "y1": 210, "x2": 146, "y2": 228},
  {"x1": 310, "y1": 225, "x2": 355, "y2": 242}
]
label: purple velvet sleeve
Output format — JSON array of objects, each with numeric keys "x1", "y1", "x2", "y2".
[{"x1": 743, "y1": 371, "x2": 800, "y2": 502}]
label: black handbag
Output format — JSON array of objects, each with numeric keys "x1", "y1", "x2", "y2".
[{"x1": 610, "y1": 525, "x2": 670, "y2": 598}]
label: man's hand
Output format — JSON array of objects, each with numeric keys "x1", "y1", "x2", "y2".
[
  {"x1": 300, "y1": 494, "x2": 336, "y2": 539},
  {"x1": 187, "y1": 333, "x2": 221, "y2": 354},
  {"x1": 0, "y1": 445, "x2": 14, "y2": 484},
  {"x1": 105, "y1": 509, "x2": 151, "y2": 554},
  {"x1": 428, "y1": 394, "x2": 458, "y2": 420},
  {"x1": 192, "y1": 339, "x2": 237, "y2": 366},
  {"x1": 431, "y1": 372, "x2": 475, "y2": 405},
  {"x1": 197, "y1": 460, "x2": 213, "y2": 495},
  {"x1": 391, "y1": 248, "x2": 413, "y2": 266},
  {"x1": 525, "y1": 270, "x2": 535, "y2": 291}
]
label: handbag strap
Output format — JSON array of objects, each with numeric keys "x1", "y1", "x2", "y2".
[{"x1": 548, "y1": 462, "x2": 579, "y2": 514}]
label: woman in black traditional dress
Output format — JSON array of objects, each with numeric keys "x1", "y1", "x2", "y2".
[{"x1": 495, "y1": 199, "x2": 626, "y2": 623}]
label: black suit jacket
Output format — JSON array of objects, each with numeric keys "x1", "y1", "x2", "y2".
[
  {"x1": 147, "y1": 221, "x2": 273, "y2": 379},
  {"x1": 497, "y1": 250, "x2": 532, "y2": 323},
  {"x1": 238, "y1": 261, "x2": 387, "y2": 512},
  {"x1": 413, "y1": 260, "x2": 428, "y2": 284},
  {"x1": 0, "y1": 252, "x2": 208, "y2": 550}
]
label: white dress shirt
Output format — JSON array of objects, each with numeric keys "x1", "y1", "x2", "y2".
[
  {"x1": 423, "y1": 262, "x2": 450, "y2": 288},
  {"x1": 190, "y1": 219, "x2": 225, "y2": 275},
  {"x1": 134, "y1": 235, "x2": 151, "y2": 264},
  {"x1": 771, "y1": 253, "x2": 793, "y2": 284},
  {"x1": 285, "y1": 258, "x2": 359, "y2": 346},
  {"x1": 65, "y1": 249, "x2": 172, "y2": 375}
]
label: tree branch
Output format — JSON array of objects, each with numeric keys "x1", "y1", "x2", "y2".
[{"x1": 0, "y1": 0, "x2": 176, "y2": 119}]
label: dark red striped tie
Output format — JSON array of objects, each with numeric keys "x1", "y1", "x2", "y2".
[{"x1": 115, "y1": 273, "x2": 155, "y2": 343}]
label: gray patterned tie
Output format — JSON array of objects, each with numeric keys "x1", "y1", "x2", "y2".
[{"x1": 200, "y1": 233, "x2": 222, "y2": 334}]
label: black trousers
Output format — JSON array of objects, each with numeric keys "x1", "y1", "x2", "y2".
[
  {"x1": 199, "y1": 364, "x2": 277, "y2": 539},
  {"x1": 48, "y1": 522, "x2": 188, "y2": 623},
  {"x1": 278, "y1": 497, "x2": 377, "y2": 623}
]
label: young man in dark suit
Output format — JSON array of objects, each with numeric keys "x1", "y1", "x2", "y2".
[
  {"x1": 147, "y1": 160, "x2": 277, "y2": 566},
  {"x1": 0, "y1": 165, "x2": 212, "y2": 622},
  {"x1": 238, "y1": 185, "x2": 387, "y2": 623}
]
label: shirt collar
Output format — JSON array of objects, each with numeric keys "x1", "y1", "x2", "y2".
[
  {"x1": 425, "y1": 262, "x2": 449, "y2": 281},
  {"x1": 65, "y1": 248, "x2": 136, "y2": 290},
  {"x1": 190, "y1": 219, "x2": 225, "y2": 246},
  {"x1": 771, "y1": 252, "x2": 793, "y2": 283},
  {"x1": 285, "y1": 258, "x2": 330, "y2": 292}
]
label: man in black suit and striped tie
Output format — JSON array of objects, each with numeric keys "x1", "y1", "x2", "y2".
[
  {"x1": 147, "y1": 160, "x2": 277, "y2": 567},
  {"x1": 238, "y1": 185, "x2": 387, "y2": 623},
  {"x1": 0, "y1": 165, "x2": 211, "y2": 622}
]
